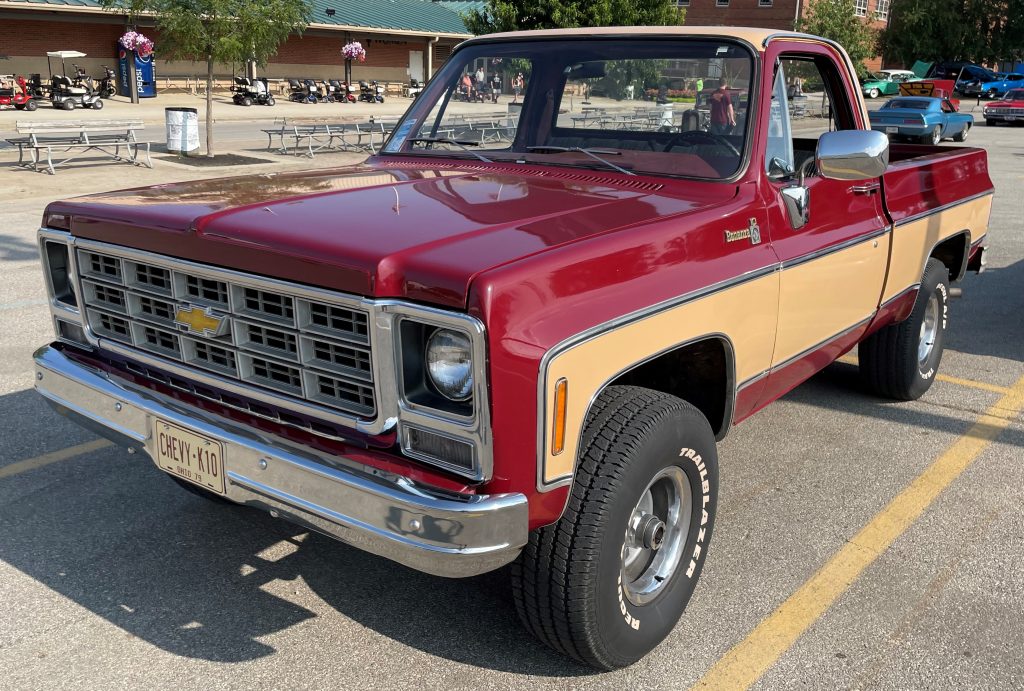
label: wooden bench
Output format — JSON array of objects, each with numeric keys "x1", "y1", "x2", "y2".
[{"x1": 5, "y1": 120, "x2": 152, "y2": 175}]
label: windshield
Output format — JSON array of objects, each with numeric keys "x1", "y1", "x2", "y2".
[
  {"x1": 382, "y1": 38, "x2": 755, "y2": 179},
  {"x1": 1004, "y1": 89, "x2": 1024, "y2": 100}
]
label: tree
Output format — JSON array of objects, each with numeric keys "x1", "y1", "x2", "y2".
[
  {"x1": 881, "y1": 0, "x2": 1024, "y2": 66},
  {"x1": 796, "y1": 0, "x2": 877, "y2": 79},
  {"x1": 463, "y1": 0, "x2": 684, "y2": 34},
  {"x1": 102, "y1": 0, "x2": 311, "y2": 157}
]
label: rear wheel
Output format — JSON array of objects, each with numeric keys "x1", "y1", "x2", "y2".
[
  {"x1": 242, "y1": 96, "x2": 253, "y2": 107},
  {"x1": 953, "y1": 123, "x2": 970, "y2": 142},
  {"x1": 859, "y1": 258, "x2": 949, "y2": 400},
  {"x1": 920, "y1": 125, "x2": 942, "y2": 144},
  {"x1": 266, "y1": 96, "x2": 276, "y2": 106},
  {"x1": 511, "y1": 386, "x2": 719, "y2": 670},
  {"x1": 25, "y1": 100, "x2": 37, "y2": 111},
  {"x1": 61, "y1": 99, "x2": 75, "y2": 111}
]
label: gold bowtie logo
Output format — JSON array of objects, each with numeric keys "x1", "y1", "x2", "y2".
[{"x1": 174, "y1": 304, "x2": 228, "y2": 337}]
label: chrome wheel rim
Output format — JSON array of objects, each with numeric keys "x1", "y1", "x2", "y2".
[
  {"x1": 918, "y1": 291, "x2": 939, "y2": 366},
  {"x1": 621, "y1": 466, "x2": 691, "y2": 606},
  {"x1": 932, "y1": 127, "x2": 941, "y2": 144}
]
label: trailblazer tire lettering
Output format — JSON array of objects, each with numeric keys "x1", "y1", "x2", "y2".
[
  {"x1": 680, "y1": 448, "x2": 712, "y2": 578},
  {"x1": 617, "y1": 573, "x2": 640, "y2": 630}
]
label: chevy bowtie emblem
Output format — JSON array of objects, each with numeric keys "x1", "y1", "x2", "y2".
[
  {"x1": 725, "y1": 218, "x2": 762, "y2": 246},
  {"x1": 174, "y1": 304, "x2": 228, "y2": 337}
]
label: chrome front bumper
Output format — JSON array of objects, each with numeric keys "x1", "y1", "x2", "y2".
[{"x1": 32, "y1": 345, "x2": 528, "y2": 578}]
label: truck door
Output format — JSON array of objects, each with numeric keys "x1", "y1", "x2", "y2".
[{"x1": 758, "y1": 46, "x2": 890, "y2": 403}]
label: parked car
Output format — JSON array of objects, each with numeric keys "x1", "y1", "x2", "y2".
[
  {"x1": 983, "y1": 88, "x2": 1024, "y2": 125},
  {"x1": 869, "y1": 95, "x2": 974, "y2": 143},
  {"x1": 978, "y1": 72, "x2": 1024, "y2": 98},
  {"x1": 925, "y1": 62, "x2": 997, "y2": 96},
  {"x1": 33, "y1": 27, "x2": 992, "y2": 670},
  {"x1": 861, "y1": 69, "x2": 916, "y2": 98}
]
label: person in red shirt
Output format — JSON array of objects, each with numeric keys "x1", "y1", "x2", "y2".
[{"x1": 709, "y1": 79, "x2": 736, "y2": 135}]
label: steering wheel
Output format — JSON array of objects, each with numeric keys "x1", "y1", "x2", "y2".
[{"x1": 662, "y1": 130, "x2": 741, "y2": 157}]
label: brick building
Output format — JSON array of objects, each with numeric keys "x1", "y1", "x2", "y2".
[
  {"x1": 0, "y1": 0, "x2": 472, "y2": 85},
  {"x1": 680, "y1": 0, "x2": 891, "y2": 71}
]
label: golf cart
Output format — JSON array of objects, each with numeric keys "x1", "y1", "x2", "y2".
[
  {"x1": 46, "y1": 51, "x2": 103, "y2": 110},
  {"x1": 0, "y1": 75, "x2": 38, "y2": 111}
]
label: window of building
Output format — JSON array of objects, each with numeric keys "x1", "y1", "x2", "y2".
[
  {"x1": 759, "y1": 0, "x2": 773, "y2": 6},
  {"x1": 716, "y1": 0, "x2": 729, "y2": 6},
  {"x1": 854, "y1": 0, "x2": 868, "y2": 16},
  {"x1": 875, "y1": 0, "x2": 890, "y2": 20},
  {"x1": 673, "y1": 0, "x2": 690, "y2": 7}
]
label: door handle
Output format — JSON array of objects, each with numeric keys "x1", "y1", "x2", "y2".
[{"x1": 850, "y1": 182, "x2": 880, "y2": 195}]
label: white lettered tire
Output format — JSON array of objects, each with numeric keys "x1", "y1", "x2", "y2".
[
  {"x1": 511, "y1": 386, "x2": 719, "y2": 669},
  {"x1": 859, "y1": 258, "x2": 949, "y2": 400}
]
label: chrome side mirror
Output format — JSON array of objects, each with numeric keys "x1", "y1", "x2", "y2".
[{"x1": 816, "y1": 130, "x2": 889, "y2": 180}]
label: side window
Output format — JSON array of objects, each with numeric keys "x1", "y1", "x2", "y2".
[
  {"x1": 765, "y1": 62, "x2": 794, "y2": 176},
  {"x1": 772, "y1": 55, "x2": 858, "y2": 175}
]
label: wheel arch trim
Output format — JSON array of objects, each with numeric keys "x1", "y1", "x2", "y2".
[{"x1": 536, "y1": 331, "x2": 738, "y2": 494}]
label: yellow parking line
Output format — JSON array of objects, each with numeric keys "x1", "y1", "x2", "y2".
[
  {"x1": 0, "y1": 439, "x2": 113, "y2": 479},
  {"x1": 693, "y1": 374, "x2": 1024, "y2": 690},
  {"x1": 935, "y1": 374, "x2": 1011, "y2": 395}
]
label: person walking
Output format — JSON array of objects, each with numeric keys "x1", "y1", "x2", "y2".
[
  {"x1": 490, "y1": 72, "x2": 501, "y2": 103},
  {"x1": 696, "y1": 76, "x2": 704, "y2": 95},
  {"x1": 709, "y1": 79, "x2": 736, "y2": 135},
  {"x1": 512, "y1": 72, "x2": 524, "y2": 103}
]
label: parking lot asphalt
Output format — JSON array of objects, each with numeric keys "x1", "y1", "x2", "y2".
[{"x1": 0, "y1": 123, "x2": 1022, "y2": 690}]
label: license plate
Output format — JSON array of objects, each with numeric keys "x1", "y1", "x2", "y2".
[
  {"x1": 1006, "y1": 116, "x2": 1018, "y2": 121},
  {"x1": 885, "y1": 126, "x2": 898, "y2": 133},
  {"x1": 153, "y1": 419, "x2": 226, "y2": 495}
]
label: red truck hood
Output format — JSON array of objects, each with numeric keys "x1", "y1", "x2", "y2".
[{"x1": 47, "y1": 162, "x2": 730, "y2": 308}]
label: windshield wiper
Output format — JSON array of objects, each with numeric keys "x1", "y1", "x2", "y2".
[
  {"x1": 407, "y1": 137, "x2": 492, "y2": 163},
  {"x1": 525, "y1": 146, "x2": 636, "y2": 176}
]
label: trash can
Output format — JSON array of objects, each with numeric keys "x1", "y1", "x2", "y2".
[{"x1": 165, "y1": 107, "x2": 200, "y2": 155}]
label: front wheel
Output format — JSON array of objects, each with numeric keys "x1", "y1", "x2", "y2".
[
  {"x1": 511, "y1": 386, "x2": 719, "y2": 670},
  {"x1": 859, "y1": 258, "x2": 949, "y2": 400},
  {"x1": 90, "y1": 99, "x2": 103, "y2": 110},
  {"x1": 25, "y1": 100, "x2": 38, "y2": 111},
  {"x1": 868, "y1": 88, "x2": 880, "y2": 99},
  {"x1": 266, "y1": 96, "x2": 276, "y2": 106}
]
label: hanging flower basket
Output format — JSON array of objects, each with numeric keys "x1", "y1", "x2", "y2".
[
  {"x1": 341, "y1": 41, "x2": 366, "y2": 63},
  {"x1": 120, "y1": 31, "x2": 155, "y2": 57}
]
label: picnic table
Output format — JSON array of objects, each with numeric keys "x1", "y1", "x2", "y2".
[
  {"x1": 261, "y1": 118, "x2": 394, "y2": 157},
  {"x1": 5, "y1": 120, "x2": 152, "y2": 175}
]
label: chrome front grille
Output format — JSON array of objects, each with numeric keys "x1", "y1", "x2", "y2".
[{"x1": 77, "y1": 248, "x2": 377, "y2": 420}]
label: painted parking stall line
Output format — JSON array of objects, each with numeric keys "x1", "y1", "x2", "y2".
[
  {"x1": 693, "y1": 375, "x2": 1024, "y2": 690},
  {"x1": 0, "y1": 439, "x2": 113, "y2": 479}
]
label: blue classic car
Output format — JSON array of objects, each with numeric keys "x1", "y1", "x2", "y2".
[
  {"x1": 979, "y1": 73, "x2": 1024, "y2": 98},
  {"x1": 868, "y1": 96, "x2": 974, "y2": 144}
]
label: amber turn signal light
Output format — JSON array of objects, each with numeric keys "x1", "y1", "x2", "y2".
[{"x1": 551, "y1": 378, "x2": 568, "y2": 456}]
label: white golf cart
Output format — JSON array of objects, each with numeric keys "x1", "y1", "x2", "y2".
[{"x1": 47, "y1": 50, "x2": 103, "y2": 110}]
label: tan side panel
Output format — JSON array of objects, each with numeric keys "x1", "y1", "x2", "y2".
[
  {"x1": 883, "y1": 196, "x2": 992, "y2": 303},
  {"x1": 542, "y1": 271, "x2": 779, "y2": 485},
  {"x1": 773, "y1": 234, "x2": 890, "y2": 365}
]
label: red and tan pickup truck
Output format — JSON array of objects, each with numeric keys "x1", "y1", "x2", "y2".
[{"x1": 33, "y1": 27, "x2": 991, "y2": 669}]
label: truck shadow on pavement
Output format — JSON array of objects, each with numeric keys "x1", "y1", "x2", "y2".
[
  {"x1": 0, "y1": 390, "x2": 589, "y2": 675},
  {"x1": 0, "y1": 231, "x2": 40, "y2": 261}
]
